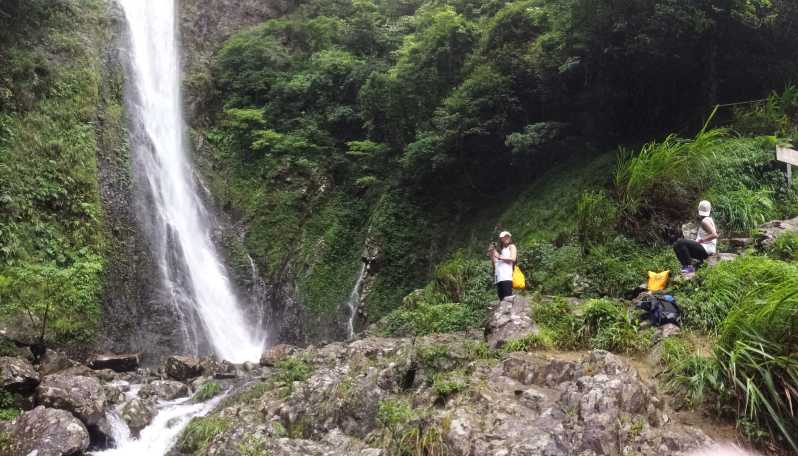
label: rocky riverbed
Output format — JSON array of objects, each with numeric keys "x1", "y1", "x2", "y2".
[{"x1": 0, "y1": 295, "x2": 744, "y2": 456}]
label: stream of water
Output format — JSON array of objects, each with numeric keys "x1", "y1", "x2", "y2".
[
  {"x1": 121, "y1": 0, "x2": 264, "y2": 363},
  {"x1": 345, "y1": 264, "x2": 366, "y2": 340}
]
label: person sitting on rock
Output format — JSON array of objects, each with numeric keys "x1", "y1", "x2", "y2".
[
  {"x1": 673, "y1": 200, "x2": 718, "y2": 275},
  {"x1": 488, "y1": 231, "x2": 517, "y2": 300}
]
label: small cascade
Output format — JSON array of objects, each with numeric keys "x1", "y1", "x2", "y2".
[
  {"x1": 90, "y1": 394, "x2": 225, "y2": 456},
  {"x1": 345, "y1": 264, "x2": 367, "y2": 340}
]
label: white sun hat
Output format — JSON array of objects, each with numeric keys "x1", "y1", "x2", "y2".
[
  {"x1": 698, "y1": 200, "x2": 712, "y2": 217},
  {"x1": 499, "y1": 231, "x2": 512, "y2": 238}
]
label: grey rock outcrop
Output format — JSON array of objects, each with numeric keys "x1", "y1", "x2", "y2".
[
  {"x1": 165, "y1": 356, "x2": 204, "y2": 380},
  {"x1": 757, "y1": 216, "x2": 798, "y2": 249},
  {"x1": 35, "y1": 375, "x2": 107, "y2": 426},
  {"x1": 485, "y1": 295, "x2": 538, "y2": 349},
  {"x1": 139, "y1": 379, "x2": 189, "y2": 401},
  {"x1": 120, "y1": 397, "x2": 157, "y2": 434},
  {"x1": 37, "y1": 349, "x2": 77, "y2": 376},
  {"x1": 0, "y1": 356, "x2": 39, "y2": 393},
  {"x1": 173, "y1": 335, "x2": 714, "y2": 456},
  {"x1": 260, "y1": 344, "x2": 297, "y2": 367},
  {"x1": 9, "y1": 406, "x2": 90, "y2": 456}
]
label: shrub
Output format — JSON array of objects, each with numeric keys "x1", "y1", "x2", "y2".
[
  {"x1": 733, "y1": 86, "x2": 798, "y2": 141},
  {"x1": 575, "y1": 191, "x2": 619, "y2": 248},
  {"x1": 275, "y1": 357, "x2": 313, "y2": 386},
  {"x1": 519, "y1": 242, "x2": 583, "y2": 295},
  {"x1": 533, "y1": 297, "x2": 584, "y2": 350},
  {"x1": 431, "y1": 370, "x2": 467, "y2": 399}
]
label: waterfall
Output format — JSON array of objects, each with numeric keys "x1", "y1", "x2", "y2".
[
  {"x1": 120, "y1": 0, "x2": 264, "y2": 363},
  {"x1": 345, "y1": 264, "x2": 367, "y2": 340}
]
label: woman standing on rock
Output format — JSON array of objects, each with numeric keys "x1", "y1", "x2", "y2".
[
  {"x1": 489, "y1": 231, "x2": 517, "y2": 300},
  {"x1": 673, "y1": 200, "x2": 718, "y2": 275}
]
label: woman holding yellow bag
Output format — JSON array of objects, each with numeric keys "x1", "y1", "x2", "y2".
[{"x1": 489, "y1": 231, "x2": 518, "y2": 300}]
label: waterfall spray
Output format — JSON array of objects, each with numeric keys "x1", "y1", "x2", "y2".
[{"x1": 120, "y1": 0, "x2": 264, "y2": 363}]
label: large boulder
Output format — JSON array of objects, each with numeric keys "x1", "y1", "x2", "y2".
[
  {"x1": 9, "y1": 406, "x2": 90, "y2": 456},
  {"x1": 165, "y1": 355, "x2": 203, "y2": 380},
  {"x1": 35, "y1": 375, "x2": 107, "y2": 426},
  {"x1": 120, "y1": 397, "x2": 156, "y2": 434},
  {"x1": 484, "y1": 294, "x2": 538, "y2": 349},
  {"x1": 88, "y1": 353, "x2": 140, "y2": 372},
  {"x1": 139, "y1": 379, "x2": 188, "y2": 401},
  {"x1": 37, "y1": 349, "x2": 77, "y2": 376},
  {"x1": 0, "y1": 356, "x2": 40, "y2": 393},
  {"x1": 757, "y1": 216, "x2": 798, "y2": 249},
  {"x1": 260, "y1": 344, "x2": 297, "y2": 367}
]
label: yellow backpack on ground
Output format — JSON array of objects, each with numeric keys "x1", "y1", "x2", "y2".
[
  {"x1": 647, "y1": 270, "x2": 670, "y2": 291},
  {"x1": 512, "y1": 265, "x2": 526, "y2": 289}
]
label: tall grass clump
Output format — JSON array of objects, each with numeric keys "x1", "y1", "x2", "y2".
[
  {"x1": 581, "y1": 298, "x2": 651, "y2": 354},
  {"x1": 667, "y1": 259, "x2": 798, "y2": 451},
  {"x1": 683, "y1": 256, "x2": 798, "y2": 331},
  {"x1": 767, "y1": 231, "x2": 798, "y2": 261},
  {"x1": 614, "y1": 115, "x2": 726, "y2": 214},
  {"x1": 706, "y1": 187, "x2": 775, "y2": 235}
]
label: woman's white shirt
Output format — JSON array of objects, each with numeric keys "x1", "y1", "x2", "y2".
[
  {"x1": 495, "y1": 246, "x2": 514, "y2": 283},
  {"x1": 696, "y1": 217, "x2": 717, "y2": 255}
]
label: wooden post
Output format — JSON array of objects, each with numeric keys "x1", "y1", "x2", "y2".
[{"x1": 776, "y1": 146, "x2": 798, "y2": 189}]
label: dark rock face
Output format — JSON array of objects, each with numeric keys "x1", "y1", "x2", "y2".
[
  {"x1": 0, "y1": 356, "x2": 40, "y2": 394},
  {"x1": 485, "y1": 295, "x2": 538, "y2": 349},
  {"x1": 165, "y1": 356, "x2": 204, "y2": 380},
  {"x1": 88, "y1": 353, "x2": 140, "y2": 372},
  {"x1": 9, "y1": 406, "x2": 90, "y2": 456},
  {"x1": 34, "y1": 375, "x2": 107, "y2": 427},
  {"x1": 96, "y1": 0, "x2": 195, "y2": 362}
]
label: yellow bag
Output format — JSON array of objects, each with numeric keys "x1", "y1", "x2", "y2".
[
  {"x1": 647, "y1": 270, "x2": 670, "y2": 291},
  {"x1": 512, "y1": 265, "x2": 526, "y2": 289}
]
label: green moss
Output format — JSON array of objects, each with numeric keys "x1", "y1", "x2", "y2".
[{"x1": 0, "y1": 0, "x2": 110, "y2": 349}]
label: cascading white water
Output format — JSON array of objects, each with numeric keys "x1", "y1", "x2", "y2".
[
  {"x1": 90, "y1": 384, "x2": 226, "y2": 456},
  {"x1": 345, "y1": 264, "x2": 366, "y2": 340},
  {"x1": 120, "y1": 0, "x2": 264, "y2": 363}
]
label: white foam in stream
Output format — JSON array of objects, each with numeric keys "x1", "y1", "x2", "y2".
[{"x1": 90, "y1": 394, "x2": 225, "y2": 456}]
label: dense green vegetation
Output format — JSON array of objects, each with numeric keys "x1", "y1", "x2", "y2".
[
  {"x1": 200, "y1": 0, "x2": 798, "y2": 330},
  {"x1": 0, "y1": 0, "x2": 112, "y2": 348}
]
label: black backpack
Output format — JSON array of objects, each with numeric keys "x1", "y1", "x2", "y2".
[{"x1": 636, "y1": 293, "x2": 683, "y2": 327}]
